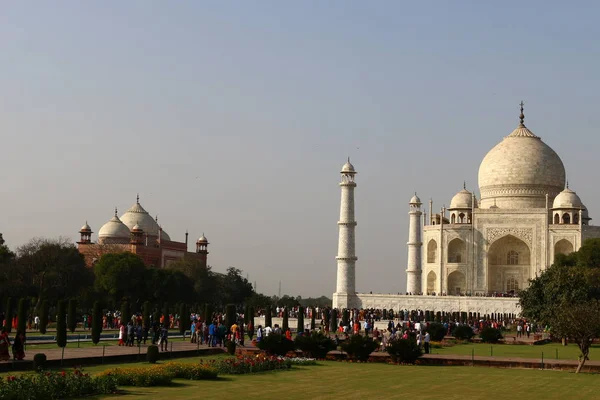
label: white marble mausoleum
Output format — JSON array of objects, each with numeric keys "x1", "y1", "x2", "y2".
[{"x1": 333, "y1": 105, "x2": 600, "y2": 315}]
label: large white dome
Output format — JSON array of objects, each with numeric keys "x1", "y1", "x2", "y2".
[
  {"x1": 98, "y1": 213, "x2": 131, "y2": 244},
  {"x1": 478, "y1": 114, "x2": 565, "y2": 209},
  {"x1": 120, "y1": 200, "x2": 171, "y2": 241},
  {"x1": 450, "y1": 188, "x2": 477, "y2": 209}
]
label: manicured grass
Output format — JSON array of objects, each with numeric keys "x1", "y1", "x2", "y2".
[
  {"x1": 25, "y1": 340, "x2": 120, "y2": 350},
  {"x1": 92, "y1": 361, "x2": 598, "y2": 400},
  {"x1": 432, "y1": 342, "x2": 600, "y2": 360}
]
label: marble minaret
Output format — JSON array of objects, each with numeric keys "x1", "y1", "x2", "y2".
[
  {"x1": 333, "y1": 159, "x2": 357, "y2": 309},
  {"x1": 406, "y1": 193, "x2": 423, "y2": 294}
]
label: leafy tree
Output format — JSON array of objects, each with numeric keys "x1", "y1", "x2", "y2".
[
  {"x1": 17, "y1": 298, "x2": 27, "y2": 334},
  {"x1": 248, "y1": 306, "x2": 255, "y2": 325},
  {"x1": 94, "y1": 253, "x2": 147, "y2": 304},
  {"x1": 56, "y1": 300, "x2": 67, "y2": 348},
  {"x1": 167, "y1": 258, "x2": 215, "y2": 303},
  {"x1": 39, "y1": 300, "x2": 49, "y2": 334},
  {"x1": 15, "y1": 238, "x2": 92, "y2": 311},
  {"x1": 67, "y1": 299, "x2": 77, "y2": 333},
  {"x1": 552, "y1": 300, "x2": 600, "y2": 373},
  {"x1": 92, "y1": 301, "x2": 102, "y2": 345},
  {"x1": 297, "y1": 306, "x2": 304, "y2": 333}
]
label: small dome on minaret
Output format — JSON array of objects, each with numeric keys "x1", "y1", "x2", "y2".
[
  {"x1": 80, "y1": 222, "x2": 92, "y2": 233},
  {"x1": 409, "y1": 193, "x2": 422, "y2": 205},
  {"x1": 341, "y1": 158, "x2": 356, "y2": 173},
  {"x1": 197, "y1": 234, "x2": 208, "y2": 244}
]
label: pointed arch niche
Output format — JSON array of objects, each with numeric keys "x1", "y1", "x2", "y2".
[
  {"x1": 487, "y1": 235, "x2": 530, "y2": 293},
  {"x1": 427, "y1": 239, "x2": 437, "y2": 263}
]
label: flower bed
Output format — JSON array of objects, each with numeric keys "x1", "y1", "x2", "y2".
[
  {"x1": 206, "y1": 354, "x2": 292, "y2": 374},
  {"x1": 287, "y1": 357, "x2": 317, "y2": 366},
  {"x1": 97, "y1": 362, "x2": 219, "y2": 387},
  {"x1": 0, "y1": 370, "x2": 117, "y2": 400}
]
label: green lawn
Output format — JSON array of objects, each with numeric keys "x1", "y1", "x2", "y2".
[
  {"x1": 90, "y1": 361, "x2": 599, "y2": 400},
  {"x1": 432, "y1": 342, "x2": 599, "y2": 360}
]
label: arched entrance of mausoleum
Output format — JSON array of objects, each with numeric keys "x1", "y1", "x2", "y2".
[{"x1": 487, "y1": 235, "x2": 530, "y2": 294}]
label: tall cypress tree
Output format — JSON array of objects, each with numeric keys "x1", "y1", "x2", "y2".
[
  {"x1": 342, "y1": 309, "x2": 350, "y2": 327},
  {"x1": 92, "y1": 301, "x2": 102, "y2": 345},
  {"x1": 17, "y1": 298, "x2": 27, "y2": 334},
  {"x1": 264, "y1": 305, "x2": 272, "y2": 328},
  {"x1": 330, "y1": 309, "x2": 338, "y2": 333},
  {"x1": 225, "y1": 304, "x2": 236, "y2": 332},
  {"x1": 179, "y1": 303, "x2": 187, "y2": 336},
  {"x1": 120, "y1": 300, "x2": 130, "y2": 327},
  {"x1": 56, "y1": 300, "x2": 67, "y2": 348},
  {"x1": 249, "y1": 306, "x2": 255, "y2": 326},
  {"x1": 142, "y1": 301, "x2": 151, "y2": 329},
  {"x1": 162, "y1": 302, "x2": 169, "y2": 328},
  {"x1": 204, "y1": 303, "x2": 213, "y2": 323},
  {"x1": 4, "y1": 297, "x2": 13, "y2": 333},
  {"x1": 310, "y1": 307, "x2": 316, "y2": 330},
  {"x1": 67, "y1": 299, "x2": 77, "y2": 333},
  {"x1": 297, "y1": 306, "x2": 305, "y2": 333},
  {"x1": 282, "y1": 308, "x2": 289, "y2": 331},
  {"x1": 39, "y1": 300, "x2": 49, "y2": 334}
]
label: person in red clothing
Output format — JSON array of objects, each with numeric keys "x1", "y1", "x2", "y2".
[{"x1": 285, "y1": 328, "x2": 292, "y2": 340}]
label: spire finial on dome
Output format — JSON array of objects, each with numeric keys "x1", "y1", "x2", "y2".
[
  {"x1": 155, "y1": 215, "x2": 158, "y2": 223},
  {"x1": 566, "y1": 180, "x2": 569, "y2": 189},
  {"x1": 519, "y1": 101, "x2": 525, "y2": 126},
  {"x1": 463, "y1": 181, "x2": 466, "y2": 190},
  {"x1": 136, "y1": 193, "x2": 139, "y2": 204},
  {"x1": 114, "y1": 207, "x2": 118, "y2": 217}
]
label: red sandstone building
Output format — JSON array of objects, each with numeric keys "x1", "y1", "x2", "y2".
[{"x1": 77, "y1": 196, "x2": 208, "y2": 268}]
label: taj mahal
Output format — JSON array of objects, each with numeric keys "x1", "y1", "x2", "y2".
[{"x1": 332, "y1": 104, "x2": 600, "y2": 315}]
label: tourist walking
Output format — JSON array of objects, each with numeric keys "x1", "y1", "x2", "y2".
[
  {"x1": 0, "y1": 329, "x2": 10, "y2": 361},
  {"x1": 12, "y1": 331, "x2": 25, "y2": 360},
  {"x1": 159, "y1": 325, "x2": 168, "y2": 352},
  {"x1": 118, "y1": 324, "x2": 126, "y2": 346},
  {"x1": 424, "y1": 332, "x2": 431, "y2": 354}
]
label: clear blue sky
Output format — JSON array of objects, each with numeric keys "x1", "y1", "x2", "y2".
[{"x1": 1, "y1": 1, "x2": 599, "y2": 297}]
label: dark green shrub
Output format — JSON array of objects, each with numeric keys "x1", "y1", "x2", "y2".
[
  {"x1": 17, "y1": 298, "x2": 27, "y2": 334},
  {"x1": 4, "y1": 297, "x2": 13, "y2": 333},
  {"x1": 249, "y1": 306, "x2": 255, "y2": 325},
  {"x1": 426, "y1": 322, "x2": 446, "y2": 342},
  {"x1": 225, "y1": 304, "x2": 236, "y2": 332},
  {"x1": 453, "y1": 325, "x2": 475, "y2": 341},
  {"x1": 67, "y1": 299, "x2": 77, "y2": 333},
  {"x1": 310, "y1": 307, "x2": 316, "y2": 330},
  {"x1": 341, "y1": 334, "x2": 378, "y2": 361},
  {"x1": 147, "y1": 344, "x2": 160, "y2": 363},
  {"x1": 297, "y1": 306, "x2": 304, "y2": 332},
  {"x1": 480, "y1": 327, "x2": 503, "y2": 343},
  {"x1": 92, "y1": 301, "x2": 102, "y2": 345},
  {"x1": 256, "y1": 333, "x2": 295, "y2": 356},
  {"x1": 225, "y1": 339, "x2": 236, "y2": 355},
  {"x1": 282, "y1": 308, "x2": 289, "y2": 332},
  {"x1": 33, "y1": 353, "x2": 47, "y2": 371},
  {"x1": 265, "y1": 305, "x2": 272, "y2": 328},
  {"x1": 294, "y1": 331, "x2": 336, "y2": 359},
  {"x1": 385, "y1": 338, "x2": 422, "y2": 364},
  {"x1": 56, "y1": 300, "x2": 67, "y2": 348},
  {"x1": 39, "y1": 300, "x2": 49, "y2": 334}
]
